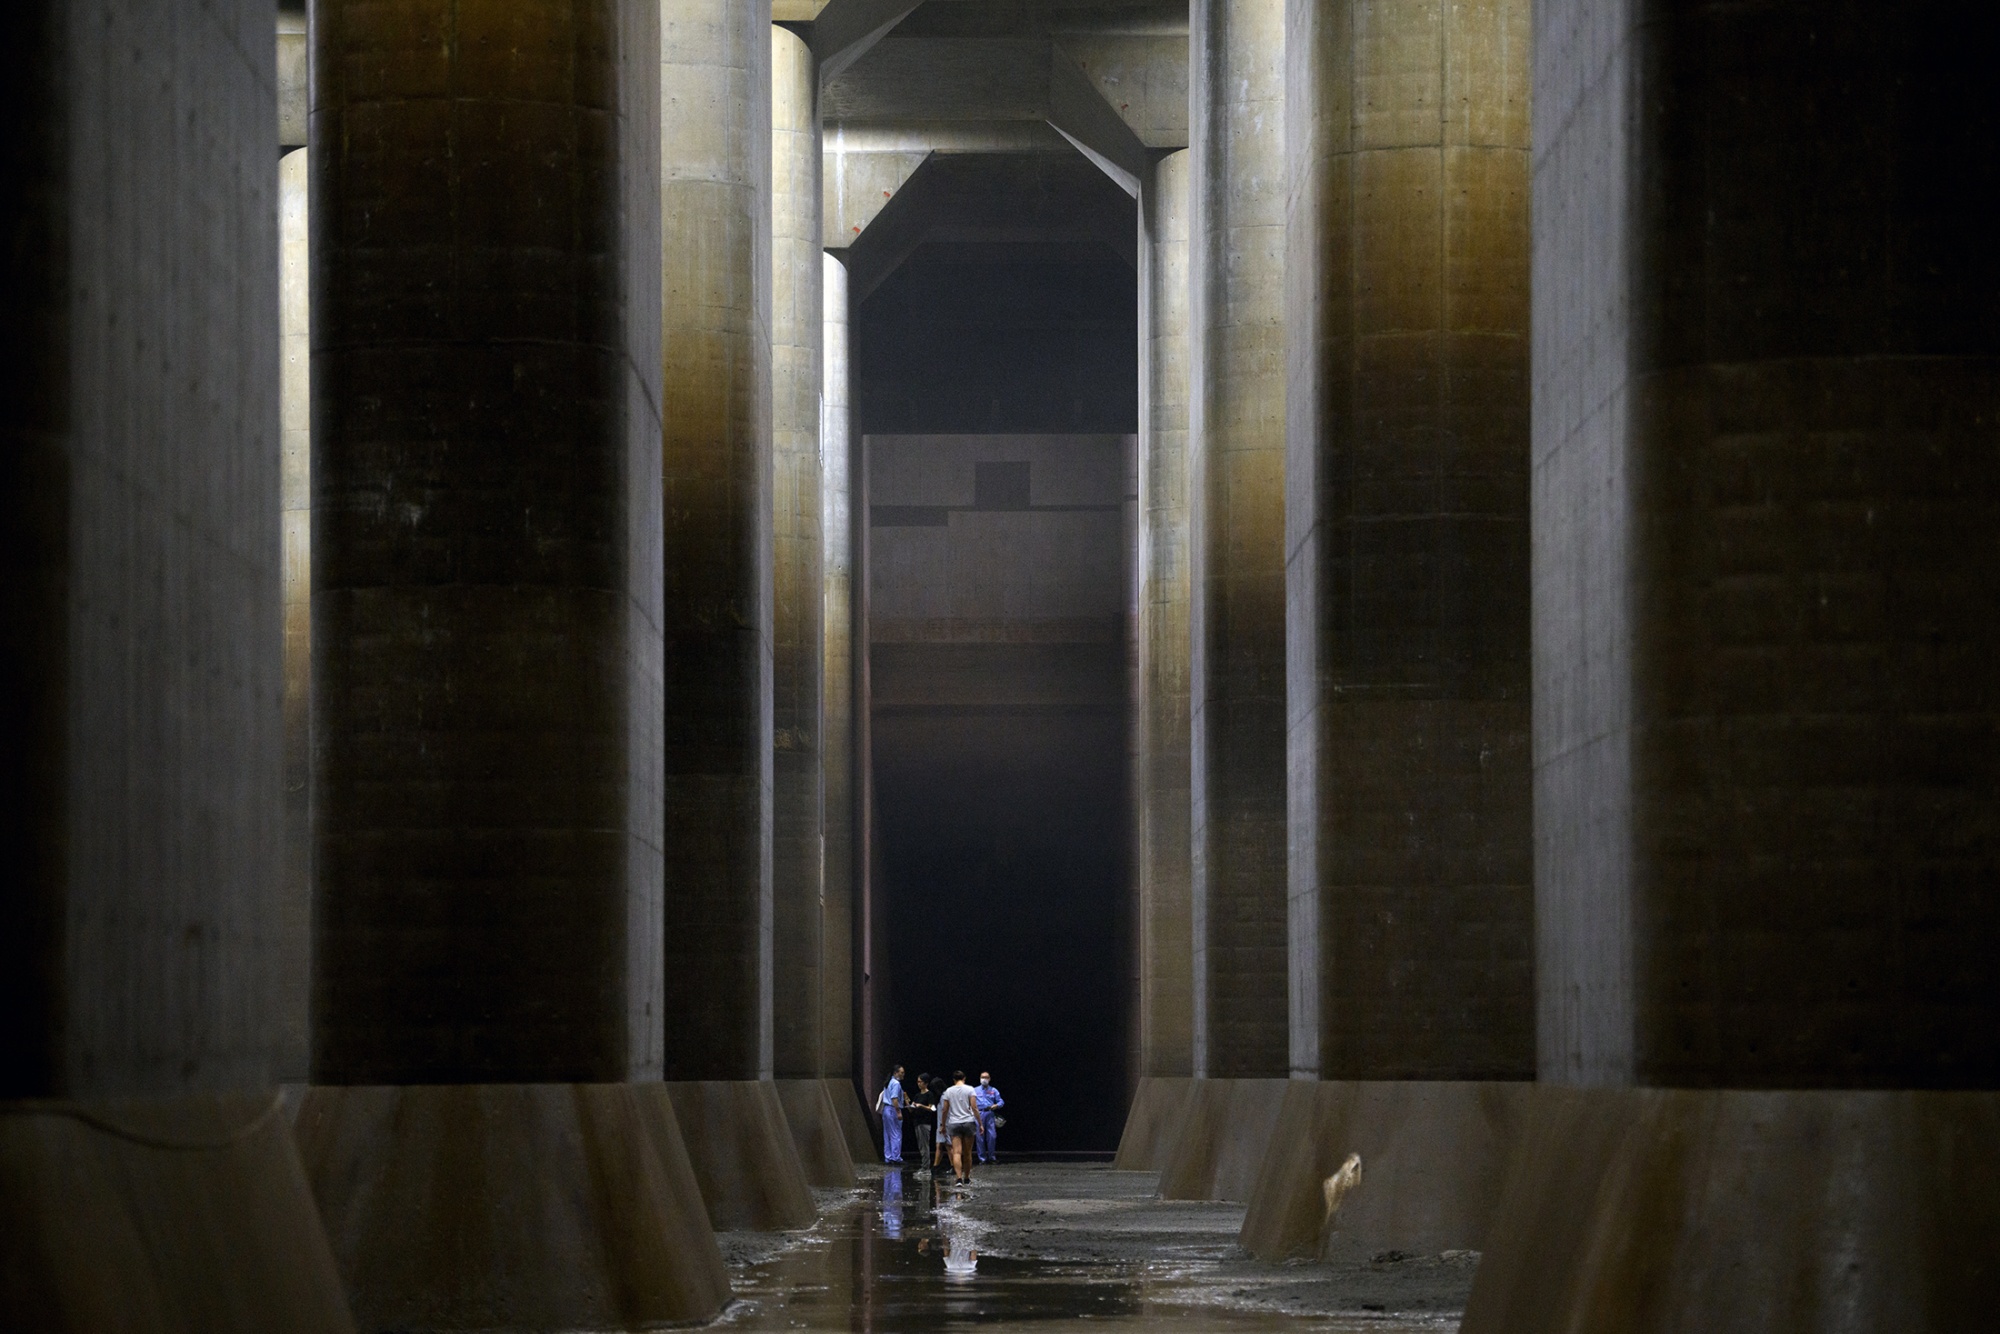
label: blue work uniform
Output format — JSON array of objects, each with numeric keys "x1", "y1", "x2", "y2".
[
  {"x1": 975, "y1": 1082, "x2": 1005, "y2": 1162},
  {"x1": 877, "y1": 1077, "x2": 905, "y2": 1163}
]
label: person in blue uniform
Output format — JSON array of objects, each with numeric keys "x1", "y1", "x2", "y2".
[
  {"x1": 876, "y1": 1065, "x2": 907, "y2": 1164},
  {"x1": 974, "y1": 1071, "x2": 1005, "y2": 1163}
]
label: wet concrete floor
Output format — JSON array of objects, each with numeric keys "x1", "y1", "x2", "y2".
[{"x1": 715, "y1": 1164, "x2": 1473, "y2": 1330}]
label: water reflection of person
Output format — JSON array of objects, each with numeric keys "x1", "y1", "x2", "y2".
[{"x1": 879, "y1": 1169, "x2": 903, "y2": 1239}]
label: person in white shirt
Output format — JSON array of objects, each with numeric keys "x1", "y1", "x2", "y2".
[{"x1": 936, "y1": 1071, "x2": 983, "y2": 1185}]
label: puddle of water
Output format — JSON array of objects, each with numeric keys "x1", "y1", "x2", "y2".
[{"x1": 721, "y1": 1169, "x2": 1460, "y2": 1333}]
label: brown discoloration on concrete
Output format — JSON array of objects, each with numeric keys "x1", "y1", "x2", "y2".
[
  {"x1": 0, "y1": 1095, "x2": 352, "y2": 1332},
  {"x1": 1239, "y1": 1079, "x2": 1532, "y2": 1261},
  {"x1": 1463, "y1": 1087, "x2": 2000, "y2": 1333},
  {"x1": 296, "y1": 1084, "x2": 728, "y2": 1329},
  {"x1": 1112, "y1": 1075, "x2": 1197, "y2": 1171},
  {"x1": 776, "y1": 1078, "x2": 857, "y2": 1187},
  {"x1": 1157, "y1": 1078, "x2": 1291, "y2": 1202},
  {"x1": 660, "y1": 1080, "x2": 819, "y2": 1231}
]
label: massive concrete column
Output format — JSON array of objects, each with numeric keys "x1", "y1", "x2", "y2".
[
  {"x1": 1117, "y1": 149, "x2": 1198, "y2": 1172},
  {"x1": 280, "y1": 146, "x2": 313, "y2": 1082},
  {"x1": 660, "y1": 0, "x2": 774, "y2": 1084},
  {"x1": 771, "y1": 28, "x2": 823, "y2": 1092},
  {"x1": 1237, "y1": 0, "x2": 1537, "y2": 1260},
  {"x1": 1138, "y1": 149, "x2": 1195, "y2": 1082},
  {"x1": 301, "y1": 4, "x2": 729, "y2": 1326},
  {"x1": 1465, "y1": 5, "x2": 2000, "y2": 1328},
  {"x1": 657, "y1": 0, "x2": 817, "y2": 1231},
  {"x1": 1283, "y1": 1, "x2": 1533, "y2": 1079},
  {"x1": 0, "y1": 4, "x2": 348, "y2": 1326},
  {"x1": 823, "y1": 251, "x2": 872, "y2": 1162},
  {"x1": 1189, "y1": 0, "x2": 1289, "y2": 1082},
  {"x1": 770, "y1": 23, "x2": 854, "y2": 1189}
]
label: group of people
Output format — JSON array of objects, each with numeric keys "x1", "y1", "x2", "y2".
[{"x1": 875, "y1": 1066, "x2": 1006, "y2": 1185}]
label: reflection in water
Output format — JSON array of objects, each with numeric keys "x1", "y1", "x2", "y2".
[
  {"x1": 941, "y1": 1213, "x2": 977, "y2": 1278},
  {"x1": 728, "y1": 1170, "x2": 1453, "y2": 1332},
  {"x1": 880, "y1": 1170, "x2": 903, "y2": 1239}
]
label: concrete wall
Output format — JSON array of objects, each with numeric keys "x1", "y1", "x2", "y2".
[
  {"x1": 659, "y1": 0, "x2": 775, "y2": 1081},
  {"x1": 1283, "y1": 0, "x2": 1534, "y2": 1081},
  {"x1": 869, "y1": 434, "x2": 1133, "y2": 1150},
  {"x1": 1189, "y1": 0, "x2": 1289, "y2": 1080}
]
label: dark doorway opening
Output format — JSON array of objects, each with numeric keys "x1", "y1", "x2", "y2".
[{"x1": 853, "y1": 154, "x2": 1137, "y2": 1152}]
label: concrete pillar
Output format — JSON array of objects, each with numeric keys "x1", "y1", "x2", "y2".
[
  {"x1": 770, "y1": 25, "x2": 855, "y2": 1190},
  {"x1": 1236, "y1": 4, "x2": 1538, "y2": 1254},
  {"x1": 1189, "y1": 0, "x2": 1289, "y2": 1081},
  {"x1": 771, "y1": 24, "x2": 824, "y2": 1088},
  {"x1": 301, "y1": 4, "x2": 729, "y2": 1326},
  {"x1": 1283, "y1": 0, "x2": 1533, "y2": 1081},
  {"x1": 0, "y1": 3, "x2": 348, "y2": 1326},
  {"x1": 1464, "y1": 5, "x2": 2000, "y2": 1328},
  {"x1": 822, "y1": 252, "x2": 862, "y2": 1109},
  {"x1": 1121, "y1": 149, "x2": 1196, "y2": 1167},
  {"x1": 279, "y1": 146, "x2": 313, "y2": 1083},
  {"x1": 1118, "y1": 148, "x2": 1199, "y2": 1172},
  {"x1": 657, "y1": 0, "x2": 817, "y2": 1232},
  {"x1": 660, "y1": 0, "x2": 775, "y2": 1086}
]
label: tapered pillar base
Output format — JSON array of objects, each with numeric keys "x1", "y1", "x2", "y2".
[
  {"x1": 294, "y1": 1084, "x2": 728, "y2": 1332},
  {"x1": 0, "y1": 1092, "x2": 354, "y2": 1333},
  {"x1": 655, "y1": 1081, "x2": 819, "y2": 1230},
  {"x1": 775, "y1": 1079, "x2": 857, "y2": 1187},
  {"x1": 1113, "y1": 1076, "x2": 1198, "y2": 1171},
  {"x1": 1156, "y1": 1078, "x2": 1291, "y2": 1202},
  {"x1": 1462, "y1": 1088, "x2": 2000, "y2": 1333},
  {"x1": 1239, "y1": 1080, "x2": 1534, "y2": 1260},
  {"x1": 825, "y1": 1077, "x2": 877, "y2": 1165}
]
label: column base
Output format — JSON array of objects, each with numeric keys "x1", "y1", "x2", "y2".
[
  {"x1": 1112, "y1": 1075, "x2": 1198, "y2": 1170},
  {"x1": 0, "y1": 1091, "x2": 354, "y2": 1332},
  {"x1": 1238, "y1": 1079, "x2": 1534, "y2": 1260},
  {"x1": 775, "y1": 1079, "x2": 857, "y2": 1187},
  {"x1": 1157, "y1": 1078, "x2": 1291, "y2": 1202},
  {"x1": 294, "y1": 1083, "x2": 728, "y2": 1332},
  {"x1": 654, "y1": 1081, "x2": 818, "y2": 1230},
  {"x1": 1462, "y1": 1087, "x2": 2000, "y2": 1333},
  {"x1": 824, "y1": 1076, "x2": 877, "y2": 1165}
]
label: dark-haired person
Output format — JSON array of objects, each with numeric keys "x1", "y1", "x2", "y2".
[
  {"x1": 937, "y1": 1071, "x2": 982, "y2": 1185},
  {"x1": 974, "y1": 1072, "x2": 1006, "y2": 1163},
  {"x1": 908, "y1": 1073, "x2": 939, "y2": 1174},
  {"x1": 875, "y1": 1065, "x2": 907, "y2": 1164}
]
